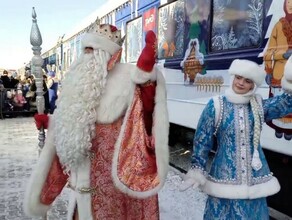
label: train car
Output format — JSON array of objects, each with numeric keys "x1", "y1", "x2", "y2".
[{"x1": 41, "y1": 0, "x2": 292, "y2": 218}]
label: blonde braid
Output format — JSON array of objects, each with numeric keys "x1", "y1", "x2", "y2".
[{"x1": 250, "y1": 96, "x2": 262, "y2": 171}]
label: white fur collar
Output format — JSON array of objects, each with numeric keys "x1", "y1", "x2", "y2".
[
  {"x1": 96, "y1": 63, "x2": 159, "y2": 123},
  {"x1": 225, "y1": 88, "x2": 255, "y2": 104},
  {"x1": 131, "y1": 66, "x2": 157, "y2": 83},
  {"x1": 112, "y1": 70, "x2": 169, "y2": 198},
  {"x1": 96, "y1": 63, "x2": 135, "y2": 123}
]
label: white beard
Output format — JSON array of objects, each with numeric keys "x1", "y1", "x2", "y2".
[{"x1": 54, "y1": 49, "x2": 111, "y2": 172}]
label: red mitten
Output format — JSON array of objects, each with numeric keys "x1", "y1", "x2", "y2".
[
  {"x1": 137, "y1": 30, "x2": 157, "y2": 72},
  {"x1": 34, "y1": 113, "x2": 49, "y2": 130}
]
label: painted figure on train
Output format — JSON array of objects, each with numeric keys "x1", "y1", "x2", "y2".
[
  {"x1": 264, "y1": 0, "x2": 292, "y2": 140},
  {"x1": 180, "y1": 38, "x2": 204, "y2": 84},
  {"x1": 24, "y1": 21, "x2": 169, "y2": 220}
]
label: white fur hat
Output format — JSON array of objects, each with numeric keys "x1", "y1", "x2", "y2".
[
  {"x1": 81, "y1": 24, "x2": 122, "y2": 55},
  {"x1": 281, "y1": 56, "x2": 292, "y2": 91},
  {"x1": 228, "y1": 59, "x2": 265, "y2": 87}
]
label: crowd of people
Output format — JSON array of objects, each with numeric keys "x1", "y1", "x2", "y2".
[{"x1": 0, "y1": 66, "x2": 59, "y2": 117}]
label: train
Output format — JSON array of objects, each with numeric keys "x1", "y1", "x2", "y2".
[{"x1": 40, "y1": 0, "x2": 292, "y2": 218}]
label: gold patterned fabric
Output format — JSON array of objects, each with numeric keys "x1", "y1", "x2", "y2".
[
  {"x1": 90, "y1": 97, "x2": 159, "y2": 219},
  {"x1": 117, "y1": 87, "x2": 159, "y2": 192}
]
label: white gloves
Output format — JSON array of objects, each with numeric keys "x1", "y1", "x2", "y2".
[
  {"x1": 179, "y1": 168, "x2": 206, "y2": 191},
  {"x1": 179, "y1": 178, "x2": 199, "y2": 191}
]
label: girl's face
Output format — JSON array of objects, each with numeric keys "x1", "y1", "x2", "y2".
[
  {"x1": 287, "y1": 0, "x2": 292, "y2": 14},
  {"x1": 232, "y1": 75, "x2": 255, "y2": 94}
]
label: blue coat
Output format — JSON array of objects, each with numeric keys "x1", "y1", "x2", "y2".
[{"x1": 191, "y1": 93, "x2": 292, "y2": 199}]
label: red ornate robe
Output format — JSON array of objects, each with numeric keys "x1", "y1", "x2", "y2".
[{"x1": 24, "y1": 64, "x2": 169, "y2": 220}]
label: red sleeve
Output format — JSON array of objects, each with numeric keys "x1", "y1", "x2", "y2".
[
  {"x1": 40, "y1": 154, "x2": 68, "y2": 205},
  {"x1": 139, "y1": 82, "x2": 156, "y2": 136}
]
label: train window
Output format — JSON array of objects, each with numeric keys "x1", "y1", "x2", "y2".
[
  {"x1": 211, "y1": 0, "x2": 264, "y2": 52},
  {"x1": 157, "y1": 0, "x2": 185, "y2": 59},
  {"x1": 126, "y1": 16, "x2": 143, "y2": 63}
]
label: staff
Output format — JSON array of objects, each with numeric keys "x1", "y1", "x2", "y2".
[{"x1": 30, "y1": 7, "x2": 47, "y2": 152}]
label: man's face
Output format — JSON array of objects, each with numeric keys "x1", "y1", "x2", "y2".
[{"x1": 84, "y1": 47, "x2": 94, "y2": 54}]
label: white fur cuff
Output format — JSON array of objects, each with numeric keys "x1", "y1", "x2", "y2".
[
  {"x1": 284, "y1": 56, "x2": 292, "y2": 81},
  {"x1": 131, "y1": 66, "x2": 157, "y2": 84},
  {"x1": 281, "y1": 77, "x2": 292, "y2": 91},
  {"x1": 185, "y1": 168, "x2": 207, "y2": 186}
]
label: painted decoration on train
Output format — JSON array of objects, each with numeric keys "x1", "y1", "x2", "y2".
[
  {"x1": 126, "y1": 17, "x2": 143, "y2": 63},
  {"x1": 157, "y1": 0, "x2": 185, "y2": 59},
  {"x1": 211, "y1": 0, "x2": 263, "y2": 52},
  {"x1": 180, "y1": 38, "x2": 204, "y2": 84},
  {"x1": 116, "y1": 21, "x2": 127, "y2": 63},
  {"x1": 184, "y1": 0, "x2": 210, "y2": 73},
  {"x1": 263, "y1": 0, "x2": 292, "y2": 140}
]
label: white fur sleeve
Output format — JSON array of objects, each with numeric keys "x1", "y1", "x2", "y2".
[
  {"x1": 130, "y1": 65, "x2": 157, "y2": 84},
  {"x1": 23, "y1": 117, "x2": 56, "y2": 217},
  {"x1": 282, "y1": 56, "x2": 292, "y2": 91}
]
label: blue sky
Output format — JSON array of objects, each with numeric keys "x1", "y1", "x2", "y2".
[{"x1": 0, "y1": 0, "x2": 107, "y2": 70}]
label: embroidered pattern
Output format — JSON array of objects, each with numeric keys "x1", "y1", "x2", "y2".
[
  {"x1": 90, "y1": 118, "x2": 159, "y2": 219},
  {"x1": 117, "y1": 87, "x2": 159, "y2": 192}
]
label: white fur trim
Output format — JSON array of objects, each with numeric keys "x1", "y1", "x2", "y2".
[
  {"x1": 23, "y1": 116, "x2": 56, "y2": 217},
  {"x1": 69, "y1": 159, "x2": 93, "y2": 220},
  {"x1": 185, "y1": 169, "x2": 207, "y2": 185},
  {"x1": 96, "y1": 63, "x2": 132, "y2": 123},
  {"x1": 229, "y1": 59, "x2": 265, "y2": 87},
  {"x1": 202, "y1": 177, "x2": 280, "y2": 199},
  {"x1": 282, "y1": 55, "x2": 292, "y2": 91},
  {"x1": 281, "y1": 77, "x2": 292, "y2": 91},
  {"x1": 112, "y1": 70, "x2": 169, "y2": 198},
  {"x1": 131, "y1": 65, "x2": 157, "y2": 84},
  {"x1": 67, "y1": 192, "x2": 77, "y2": 220},
  {"x1": 81, "y1": 33, "x2": 121, "y2": 55},
  {"x1": 284, "y1": 56, "x2": 292, "y2": 81}
]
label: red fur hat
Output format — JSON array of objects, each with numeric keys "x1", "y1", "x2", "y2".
[{"x1": 137, "y1": 31, "x2": 157, "y2": 72}]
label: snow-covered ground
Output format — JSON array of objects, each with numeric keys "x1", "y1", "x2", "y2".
[{"x1": 0, "y1": 117, "x2": 207, "y2": 220}]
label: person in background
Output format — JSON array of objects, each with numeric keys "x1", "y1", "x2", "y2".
[
  {"x1": 11, "y1": 83, "x2": 25, "y2": 107},
  {"x1": 29, "y1": 75, "x2": 50, "y2": 113},
  {"x1": 0, "y1": 80, "x2": 5, "y2": 114},
  {"x1": 10, "y1": 72, "x2": 19, "y2": 89},
  {"x1": 46, "y1": 64, "x2": 58, "y2": 114},
  {"x1": 180, "y1": 58, "x2": 292, "y2": 219},
  {"x1": 1, "y1": 70, "x2": 11, "y2": 88},
  {"x1": 24, "y1": 23, "x2": 169, "y2": 220}
]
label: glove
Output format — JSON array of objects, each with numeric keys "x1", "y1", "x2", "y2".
[
  {"x1": 179, "y1": 168, "x2": 206, "y2": 191},
  {"x1": 179, "y1": 178, "x2": 199, "y2": 191},
  {"x1": 265, "y1": 74, "x2": 272, "y2": 85},
  {"x1": 137, "y1": 30, "x2": 157, "y2": 72},
  {"x1": 283, "y1": 50, "x2": 292, "y2": 60}
]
